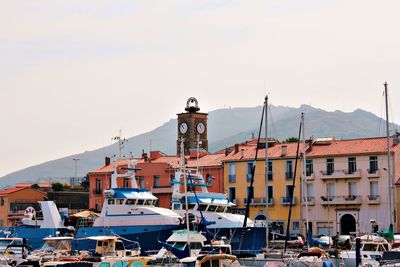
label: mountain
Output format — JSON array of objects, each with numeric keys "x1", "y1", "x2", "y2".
[{"x1": 0, "y1": 104, "x2": 397, "y2": 188}]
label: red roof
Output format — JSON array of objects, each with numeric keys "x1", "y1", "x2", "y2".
[
  {"x1": 16, "y1": 183, "x2": 51, "y2": 188},
  {"x1": 223, "y1": 142, "x2": 304, "y2": 162},
  {"x1": 307, "y1": 136, "x2": 400, "y2": 157},
  {"x1": 0, "y1": 187, "x2": 28, "y2": 195}
]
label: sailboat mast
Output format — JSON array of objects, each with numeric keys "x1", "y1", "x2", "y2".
[
  {"x1": 264, "y1": 96, "x2": 270, "y2": 251},
  {"x1": 384, "y1": 82, "x2": 393, "y2": 228},
  {"x1": 180, "y1": 139, "x2": 191, "y2": 250},
  {"x1": 301, "y1": 113, "x2": 310, "y2": 250}
]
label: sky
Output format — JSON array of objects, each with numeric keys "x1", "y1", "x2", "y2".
[{"x1": 1, "y1": 0, "x2": 400, "y2": 177}]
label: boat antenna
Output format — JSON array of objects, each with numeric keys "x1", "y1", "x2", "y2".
[
  {"x1": 384, "y1": 82, "x2": 394, "y2": 229},
  {"x1": 284, "y1": 118, "x2": 302, "y2": 253}
]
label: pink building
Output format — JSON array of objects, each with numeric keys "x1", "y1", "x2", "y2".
[{"x1": 303, "y1": 136, "x2": 400, "y2": 236}]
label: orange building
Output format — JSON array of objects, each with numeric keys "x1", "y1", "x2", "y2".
[
  {"x1": 0, "y1": 187, "x2": 47, "y2": 226},
  {"x1": 87, "y1": 151, "x2": 225, "y2": 211}
]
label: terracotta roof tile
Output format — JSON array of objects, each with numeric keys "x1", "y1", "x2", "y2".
[
  {"x1": 0, "y1": 187, "x2": 28, "y2": 195},
  {"x1": 307, "y1": 136, "x2": 400, "y2": 157}
]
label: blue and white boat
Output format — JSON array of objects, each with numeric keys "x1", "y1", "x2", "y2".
[
  {"x1": 74, "y1": 158, "x2": 183, "y2": 254},
  {"x1": 171, "y1": 168, "x2": 266, "y2": 254}
]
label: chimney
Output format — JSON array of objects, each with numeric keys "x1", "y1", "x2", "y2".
[
  {"x1": 234, "y1": 144, "x2": 239, "y2": 154},
  {"x1": 225, "y1": 148, "x2": 229, "y2": 156},
  {"x1": 150, "y1": 151, "x2": 161, "y2": 160},
  {"x1": 281, "y1": 144, "x2": 287, "y2": 156},
  {"x1": 240, "y1": 149, "x2": 244, "y2": 159},
  {"x1": 105, "y1": 157, "x2": 111, "y2": 166}
]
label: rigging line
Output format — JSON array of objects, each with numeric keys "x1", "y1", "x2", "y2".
[
  {"x1": 284, "y1": 118, "x2": 302, "y2": 254},
  {"x1": 243, "y1": 99, "x2": 265, "y2": 228},
  {"x1": 268, "y1": 105, "x2": 277, "y2": 139},
  {"x1": 377, "y1": 90, "x2": 386, "y2": 136}
]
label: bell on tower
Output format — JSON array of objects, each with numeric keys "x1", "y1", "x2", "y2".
[{"x1": 177, "y1": 97, "x2": 208, "y2": 155}]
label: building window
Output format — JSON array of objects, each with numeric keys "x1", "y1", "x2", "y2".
[
  {"x1": 370, "y1": 181, "x2": 379, "y2": 198},
  {"x1": 138, "y1": 177, "x2": 145, "y2": 188},
  {"x1": 348, "y1": 182, "x2": 357, "y2": 197},
  {"x1": 267, "y1": 161, "x2": 273, "y2": 180},
  {"x1": 95, "y1": 178, "x2": 102, "y2": 194},
  {"x1": 228, "y1": 187, "x2": 236, "y2": 203},
  {"x1": 95, "y1": 200, "x2": 101, "y2": 212},
  {"x1": 286, "y1": 160, "x2": 293, "y2": 179},
  {"x1": 153, "y1": 176, "x2": 160, "y2": 188},
  {"x1": 206, "y1": 174, "x2": 213, "y2": 185},
  {"x1": 0, "y1": 197, "x2": 4, "y2": 206},
  {"x1": 247, "y1": 186, "x2": 254, "y2": 201},
  {"x1": 326, "y1": 158, "x2": 334, "y2": 175},
  {"x1": 247, "y1": 162, "x2": 254, "y2": 182},
  {"x1": 348, "y1": 157, "x2": 357, "y2": 174},
  {"x1": 326, "y1": 183, "x2": 335, "y2": 200},
  {"x1": 286, "y1": 185, "x2": 294, "y2": 198},
  {"x1": 124, "y1": 178, "x2": 130, "y2": 188},
  {"x1": 292, "y1": 221, "x2": 300, "y2": 234},
  {"x1": 228, "y1": 163, "x2": 236, "y2": 182},
  {"x1": 306, "y1": 183, "x2": 314, "y2": 202},
  {"x1": 267, "y1": 185, "x2": 273, "y2": 203},
  {"x1": 369, "y1": 156, "x2": 378, "y2": 173},
  {"x1": 306, "y1": 159, "x2": 313, "y2": 176}
]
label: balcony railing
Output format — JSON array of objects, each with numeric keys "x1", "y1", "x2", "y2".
[
  {"x1": 92, "y1": 189, "x2": 102, "y2": 195},
  {"x1": 302, "y1": 196, "x2": 315, "y2": 205},
  {"x1": 320, "y1": 195, "x2": 362, "y2": 205},
  {"x1": 319, "y1": 169, "x2": 362, "y2": 180},
  {"x1": 246, "y1": 173, "x2": 252, "y2": 181},
  {"x1": 243, "y1": 197, "x2": 274, "y2": 206},
  {"x1": 285, "y1": 172, "x2": 293, "y2": 180},
  {"x1": 228, "y1": 174, "x2": 236, "y2": 183},
  {"x1": 280, "y1": 196, "x2": 297, "y2": 205},
  {"x1": 305, "y1": 172, "x2": 315, "y2": 181},
  {"x1": 366, "y1": 169, "x2": 380, "y2": 178},
  {"x1": 368, "y1": 195, "x2": 380, "y2": 205},
  {"x1": 231, "y1": 199, "x2": 239, "y2": 205}
]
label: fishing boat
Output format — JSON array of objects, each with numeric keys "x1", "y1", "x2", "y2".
[
  {"x1": 2, "y1": 201, "x2": 68, "y2": 249},
  {"x1": 74, "y1": 158, "x2": 183, "y2": 254}
]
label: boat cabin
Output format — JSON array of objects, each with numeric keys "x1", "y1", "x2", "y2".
[
  {"x1": 83, "y1": 236, "x2": 140, "y2": 257},
  {"x1": 171, "y1": 194, "x2": 233, "y2": 213}
]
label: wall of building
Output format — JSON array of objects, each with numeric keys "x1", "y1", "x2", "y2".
[{"x1": 305, "y1": 154, "x2": 391, "y2": 235}]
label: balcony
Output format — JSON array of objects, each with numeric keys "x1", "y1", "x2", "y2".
[
  {"x1": 92, "y1": 189, "x2": 102, "y2": 195},
  {"x1": 320, "y1": 195, "x2": 362, "y2": 205},
  {"x1": 285, "y1": 172, "x2": 293, "y2": 180},
  {"x1": 366, "y1": 169, "x2": 380, "y2": 178},
  {"x1": 280, "y1": 196, "x2": 297, "y2": 205},
  {"x1": 302, "y1": 196, "x2": 315, "y2": 206},
  {"x1": 319, "y1": 169, "x2": 361, "y2": 180},
  {"x1": 228, "y1": 174, "x2": 236, "y2": 183},
  {"x1": 305, "y1": 172, "x2": 315, "y2": 181},
  {"x1": 243, "y1": 197, "x2": 274, "y2": 206},
  {"x1": 368, "y1": 195, "x2": 380, "y2": 205},
  {"x1": 152, "y1": 185, "x2": 172, "y2": 194}
]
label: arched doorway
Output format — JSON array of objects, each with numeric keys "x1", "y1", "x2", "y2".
[
  {"x1": 254, "y1": 214, "x2": 266, "y2": 221},
  {"x1": 340, "y1": 214, "x2": 356, "y2": 234}
]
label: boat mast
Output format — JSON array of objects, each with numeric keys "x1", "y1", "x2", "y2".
[
  {"x1": 264, "y1": 96, "x2": 270, "y2": 252},
  {"x1": 180, "y1": 139, "x2": 191, "y2": 250},
  {"x1": 384, "y1": 82, "x2": 393, "y2": 228},
  {"x1": 301, "y1": 113, "x2": 310, "y2": 250}
]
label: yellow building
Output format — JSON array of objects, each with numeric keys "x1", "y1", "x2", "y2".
[{"x1": 223, "y1": 140, "x2": 303, "y2": 235}]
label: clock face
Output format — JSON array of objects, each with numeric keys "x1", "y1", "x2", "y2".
[
  {"x1": 197, "y1": 122, "x2": 205, "y2": 134},
  {"x1": 179, "y1": 122, "x2": 188, "y2": 134}
]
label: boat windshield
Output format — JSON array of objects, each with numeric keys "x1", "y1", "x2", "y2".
[
  {"x1": 126, "y1": 199, "x2": 136, "y2": 205},
  {"x1": 41, "y1": 239, "x2": 71, "y2": 251},
  {"x1": 208, "y1": 205, "x2": 217, "y2": 212},
  {"x1": 216, "y1": 206, "x2": 225, "y2": 212}
]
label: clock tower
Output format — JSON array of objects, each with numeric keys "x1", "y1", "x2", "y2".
[{"x1": 177, "y1": 97, "x2": 208, "y2": 155}]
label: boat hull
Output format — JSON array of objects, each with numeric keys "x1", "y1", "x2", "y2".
[
  {"x1": 206, "y1": 226, "x2": 266, "y2": 254},
  {"x1": 74, "y1": 224, "x2": 181, "y2": 255},
  {"x1": 3, "y1": 226, "x2": 65, "y2": 249}
]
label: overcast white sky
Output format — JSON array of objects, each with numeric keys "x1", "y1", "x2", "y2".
[{"x1": 1, "y1": 0, "x2": 399, "y2": 177}]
